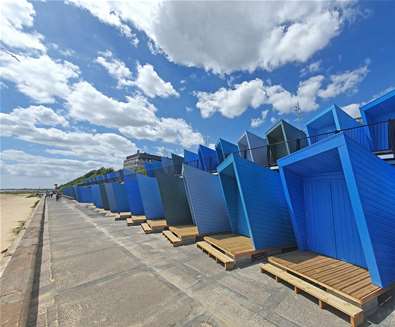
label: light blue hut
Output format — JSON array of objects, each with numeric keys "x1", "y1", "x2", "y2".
[
  {"x1": 278, "y1": 133, "x2": 395, "y2": 288},
  {"x1": 237, "y1": 131, "x2": 268, "y2": 166},
  {"x1": 306, "y1": 104, "x2": 370, "y2": 148},
  {"x1": 215, "y1": 138, "x2": 238, "y2": 164}
]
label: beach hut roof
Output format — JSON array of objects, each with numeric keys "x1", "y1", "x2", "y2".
[
  {"x1": 278, "y1": 132, "x2": 395, "y2": 288},
  {"x1": 215, "y1": 138, "x2": 238, "y2": 163},
  {"x1": 361, "y1": 89, "x2": 395, "y2": 123},
  {"x1": 237, "y1": 131, "x2": 268, "y2": 166},
  {"x1": 198, "y1": 144, "x2": 219, "y2": 172}
]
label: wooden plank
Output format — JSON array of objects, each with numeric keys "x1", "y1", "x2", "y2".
[
  {"x1": 203, "y1": 234, "x2": 255, "y2": 259},
  {"x1": 268, "y1": 251, "x2": 384, "y2": 305},
  {"x1": 162, "y1": 230, "x2": 182, "y2": 247},
  {"x1": 169, "y1": 225, "x2": 198, "y2": 239},
  {"x1": 196, "y1": 241, "x2": 235, "y2": 270},
  {"x1": 261, "y1": 263, "x2": 364, "y2": 327},
  {"x1": 141, "y1": 223, "x2": 152, "y2": 234},
  {"x1": 119, "y1": 212, "x2": 131, "y2": 219}
]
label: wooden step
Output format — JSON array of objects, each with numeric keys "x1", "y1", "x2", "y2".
[
  {"x1": 127, "y1": 216, "x2": 146, "y2": 226},
  {"x1": 147, "y1": 219, "x2": 167, "y2": 232},
  {"x1": 261, "y1": 263, "x2": 364, "y2": 327},
  {"x1": 141, "y1": 223, "x2": 152, "y2": 234},
  {"x1": 197, "y1": 241, "x2": 235, "y2": 270},
  {"x1": 162, "y1": 230, "x2": 182, "y2": 247}
]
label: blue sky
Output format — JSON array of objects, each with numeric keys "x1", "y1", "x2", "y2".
[{"x1": 1, "y1": 0, "x2": 394, "y2": 188}]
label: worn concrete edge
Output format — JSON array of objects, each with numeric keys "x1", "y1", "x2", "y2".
[{"x1": 0, "y1": 196, "x2": 46, "y2": 327}]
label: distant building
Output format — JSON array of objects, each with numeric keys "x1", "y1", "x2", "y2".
[{"x1": 123, "y1": 150, "x2": 161, "y2": 172}]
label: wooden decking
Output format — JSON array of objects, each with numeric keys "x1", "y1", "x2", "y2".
[
  {"x1": 266, "y1": 251, "x2": 384, "y2": 305},
  {"x1": 163, "y1": 225, "x2": 198, "y2": 246},
  {"x1": 141, "y1": 219, "x2": 167, "y2": 234},
  {"x1": 114, "y1": 212, "x2": 131, "y2": 221},
  {"x1": 203, "y1": 234, "x2": 258, "y2": 259},
  {"x1": 127, "y1": 215, "x2": 146, "y2": 226}
]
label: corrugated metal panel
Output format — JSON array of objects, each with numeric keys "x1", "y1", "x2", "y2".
[
  {"x1": 279, "y1": 133, "x2": 395, "y2": 288},
  {"x1": 78, "y1": 186, "x2": 92, "y2": 203},
  {"x1": 161, "y1": 156, "x2": 175, "y2": 175},
  {"x1": 124, "y1": 173, "x2": 144, "y2": 215},
  {"x1": 73, "y1": 186, "x2": 80, "y2": 201},
  {"x1": 215, "y1": 138, "x2": 238, "y2": 163},
  {"x1": 198, "y1": 145, "x2": 219, "y2": 172},
  {"x1": 136, "y1": 174, "x2": 164, "y2": 219},
  {"x1": 155, "y1": 170, "x2": 193, "y2": 226},
  {"x1": 218, "y1": 154, "x2": 295, "y2": 250},
  {"x1": 183, "y1": 164, "x2": 231, "y2": 235}
]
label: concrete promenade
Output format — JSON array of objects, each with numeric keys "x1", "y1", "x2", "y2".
[{"x1": 30, "y1": 198, "x2": 395, "y2": 327}]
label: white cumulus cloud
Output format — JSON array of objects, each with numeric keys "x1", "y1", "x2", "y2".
[
  {"x1": 133, "y1": 63, "x2": 179, "y2": 98},
  {"x1": 96, "y1": 50, "x2": 133, "y2": 88},
  {"x1": 0, "y1": 53, "x2": 80, "y2": 103},
  {"x1": 251, "y1": 110, "x2": 269, "y2": 128},
  {"x1": 67, "y1": 1, "x2": 357, "y2": 74}
]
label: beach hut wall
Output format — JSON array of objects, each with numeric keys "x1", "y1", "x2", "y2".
[
  {"x1": 91, "y1": 184, "x2": 104, "y2": 208},
  {"x1": 155, "y1": 170, "x2": 193, "y2": 226},
  {"x1": 218, "y1": 154, "x2": 295, "y2": 251},
  {"x1": 183, "y1": 164, "x2": 231, "y2": 235},
  {"x1": 104, "y1": 182, "x2": 129, "y2": 213},
  {"x1": 278, "y1": 133, "x2": 395, "y2": 288},
  {"x1": 145, "y1": 161, "x2": 163, "y2": 177},
  {"x1": 99, "y1": 183, "x2": 110, "y2": 210},
  {"x1": 171, "y1": 153, "x2": 184, "y2": 175},
  {"x1": 136, "y1": 174, "x2": 164, "y2": 219},
  {"x1": 124, "y1": 173, "x2": 145, "y2": 215}
]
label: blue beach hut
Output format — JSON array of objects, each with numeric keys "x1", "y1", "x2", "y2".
[
  {"x1": 265, "y1": 120, "x2": 307, "y2": 164},
  {"x1": 198, "y1": 145, "x2": 219, "y2": 172},
  {"x1": 306, "y1": 104, "x2": 370, "y2": 148},
  {"x1": 216, "y1": 138, "x2": 238, "y2": 163},
  {"x1": 155, "y1": 170, "x2": 193, "y2": 226},
  {"x1": 361, "y1": 89, "x2": 395, "y2": 152},
  {"x1": 217, "y1": 154, "x2": 295, "y2": 251},
  {"x1": 104, "y1": 182, "x2": 129, "y2": 213},
  {"x1": 171, "y1": 153, "x2": 184, "y2": 175},
  {"x1": 136, "y1": 174, "x2": 164, "y2": 219},
  {"x1": 183, "y1": 164, "x2": 231, "y2": 235},
  {"x1": 184, "y1": 149, "x2": 201, "y2": 169},
  {"x1": 78, "y1": 185, "x2": 93, "y2": 203},
  {"x1": 278, "y1": 133, "x2": 395, "y2": 288},
  {"x1": 237, "y1": 131, "x2": 268, "y2": 166},
  {"x1": 91, "y1": 184, "x2": 104, "y2": 208},
  {"x1": 145, "y1": 160, "x2": 163, "y2": 177},
  {"x1": 124, "y1": 173, "x2": 144, "y2": 215}
]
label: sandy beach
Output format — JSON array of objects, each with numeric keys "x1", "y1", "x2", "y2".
[{"x1": 0, "y1": 193, "x2": 40, "y2": 253}]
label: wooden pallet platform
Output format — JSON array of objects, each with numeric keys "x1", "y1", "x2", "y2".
[
  {"x1": 126, "y1": 215, "x2": 146, "y2": 226},
  {"x1": 94, "y1": 208, "x2": 106, "y2": 214},
  {"x1": 163, "y1": 225, "x2": 199, "y2": 246},
  {"x1": 114, "y1": 212, "x2": 131, "y2": 221},
  {"x1": 105, "y1": 211, "x2": 117, "y2": 218},
  {"x1": 267, "y1": 251, "x2": 385, "y2": 306},
  {"x1": 141, "y1": 219, "x2": 167, "y2": 234},
  {"x1": 261, "y1": 263, "x2": 364, "y2": 327},
  {"x1": 197, "y1": 241, "x2": 235, "y2": 270}
]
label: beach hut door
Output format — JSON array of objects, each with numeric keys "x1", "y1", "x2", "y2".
[{"x1": 304, "y1": 174, "x2": 366, "y2": 268}]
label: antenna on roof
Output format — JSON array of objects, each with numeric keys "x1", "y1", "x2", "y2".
[{"x1": 294, "y1": 101, "x2": 302, "y2": 121}]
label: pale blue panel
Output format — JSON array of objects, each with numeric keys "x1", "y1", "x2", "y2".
[
  {"x1": 124, "y1": 173, "x2": 144, "y2": 215},
  {"x1": 183, "y1": 164, "x2": 231, "y2": 235}
]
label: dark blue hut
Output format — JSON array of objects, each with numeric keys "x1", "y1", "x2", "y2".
[
  {"x1": 124, "y1": 173, "x2": 144, "y2": 215},
  {"x1": 104, "y1": 182, "x2": 129, "y2": 213},
  {"x1": 265, "y1": 120, "x2": 307, "y2": 164},
  {"x1": 237, "y1": 131, "x2": 268, "y2": 166},
  {"x1": 215, "y1": 138, "x2": 238, "y2": 163},
  {"x1": 136, "y1": 174, "x2": 164, "y2": 219},
  {"x1": 217, "y1": 154, "x2": 295, "y2": 250},
  {"x1": 278, "y1": 133, "x2": 395, "y2": 288},
  {"x1": 155, "y1": 170, "x2": 193, "y2": 226},
  {"x1": 198, "y1": 145, "x2": 219, "y2": 172}
]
